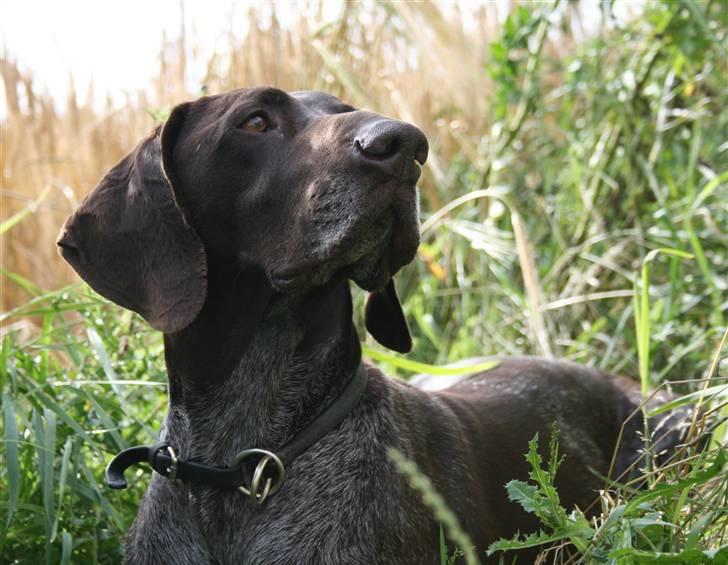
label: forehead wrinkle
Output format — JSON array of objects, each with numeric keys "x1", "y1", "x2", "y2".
[{"x1": 290, "y1": 91, "x2": 355, "y2": 115}]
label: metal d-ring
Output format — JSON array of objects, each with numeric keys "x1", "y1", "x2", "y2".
[
  {"x1": 231, "y1": 448, "x2": 286, "y2": 504},
  {"x1": 165, "y1": 445, "x2": 179, "y2": 483}
]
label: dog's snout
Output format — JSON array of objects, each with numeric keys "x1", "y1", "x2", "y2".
[
  {"x1": 354, "y1": 120, "x2": 428, "y2": 180},
  {"x1": 57, "y1": 225, "x2": 79, "y2": 254}
]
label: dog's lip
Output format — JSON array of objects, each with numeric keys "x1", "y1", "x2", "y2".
[
  {"x1": 399, "y1": 161, "x2": 422, "y2": 184},
  {"x1": 270, "y1": 266, "x2": 311, "y2": 291}
]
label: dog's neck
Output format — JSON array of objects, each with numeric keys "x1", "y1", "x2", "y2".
[{"x1": 162, "y1": 266, "x2": 362, "y2": 464}]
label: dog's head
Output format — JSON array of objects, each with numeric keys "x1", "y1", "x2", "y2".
[{"x1": 57, "y1": 88, "x2": 428, "y2": 352}]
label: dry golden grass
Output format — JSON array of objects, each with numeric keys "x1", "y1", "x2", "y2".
[{"x1": 0, "y1": 3, "x2": 515, "y2": 310}]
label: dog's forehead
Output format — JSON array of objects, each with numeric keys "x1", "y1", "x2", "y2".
[
  {"x1": 186, "y1": 88, "x2": 356, "y2": 123},
  {"x1": 290, "y1": 90, "x2": 356, "y2": 114}
]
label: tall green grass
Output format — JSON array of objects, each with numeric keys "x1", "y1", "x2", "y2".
[
  {"x1": 1, "y1": 288, "x2": 166, "y2": 563},
  {"x1": 2, "y1": 1, "x2": 727, "y2": 562}
]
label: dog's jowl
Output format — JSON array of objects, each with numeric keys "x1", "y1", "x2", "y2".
[{"x1": 58, "y1": 88, "x2": 689, "y2": 564}]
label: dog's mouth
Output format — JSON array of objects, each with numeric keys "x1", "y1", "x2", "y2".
[
  {"x1": 269, "y1": 221, "x2": 397, "y2": 293},
  {"x1": 343, "y1": 211, "x2": 420, "y2": 291},
  {"x1": 340, "y1": 223, "x2": 397, "y2": 291},
  {"x1": 270, "y1": 195, "x2": 419, "y2": 294}
]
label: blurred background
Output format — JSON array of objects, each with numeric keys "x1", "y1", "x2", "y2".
[{"x1": 1, "y1": 1, "x2": 727, "y2": 562}]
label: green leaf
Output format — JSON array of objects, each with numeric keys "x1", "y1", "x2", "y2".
[
  {"x1": 487, "y1": 529, "x2": 568, "y2": 554},
  {"x1": 439, "y1": 524, "x2": 447, "y2": 565},
  {"x1": 0, "y1": 186, "x2": 51, "y2": 235},
  {"x1": 505, "y1": 480, "x2": 539, "y2": 513},
  {"x1": 60, "y1": 531, "x2": 72, "y2": 565},
  {"x1": 362, "y1": 346, "x2": 500, "y2": 375},
  {"x1": 2, "y1": 393, "x2": 20, "y2": 528},
  {"x1": 647, "y1": 383, "x2": 728, "y2": 416},
  {"x1": 608, "y1": 545, "x2": 728, "y2": 563},
  {"x1": 693, "y1": 169, "x2": 728, "y2": 211},
  {"x1": 52, "y1": 437, "x2": 74, "y2": 541},
  {"x1": 34, "y1": 408, "x2": 57, "y2": 533},
  {"x1": 0, "y1": 267, "x2": 43, "y2": 297},
  {"x1": 87, "y1": 327, "x2": 120, "y2": 390},
  {"x1": 624, "y1": 450, "x2": 727, "y2": 513},
  {"x1": 388, "y1": 449, "x2": 480, "y2": 565},
  {"x1": 704, "y1": 545, "x2": 728, "y2": 560},
  {"x1": 684, "y1": 512, "x2": 715, "y2": 550},
  {"x1": 77, "y1": 460, "x2": 127, "y2": 532}
]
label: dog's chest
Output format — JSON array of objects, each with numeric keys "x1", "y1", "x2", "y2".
[{"x1": 186, "y1": 411, "x2": 438, "y2": 564}]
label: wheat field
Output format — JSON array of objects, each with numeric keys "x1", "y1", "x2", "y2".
[{"x1": 2, "y1": 2, "x2": 512, "y2": 309}]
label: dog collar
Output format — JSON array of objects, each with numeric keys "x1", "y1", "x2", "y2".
[{"x1": 105, "y1": 363, "x2": 368, "y2": 504}]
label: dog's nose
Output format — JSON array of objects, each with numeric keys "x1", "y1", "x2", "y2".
[{"x1": 354, "y1": 120, "x2": 428, "y2": 181}]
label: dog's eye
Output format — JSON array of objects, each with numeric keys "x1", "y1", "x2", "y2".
[{"x1": 240, "y1": 113, "x2": 270, "y2": 133}]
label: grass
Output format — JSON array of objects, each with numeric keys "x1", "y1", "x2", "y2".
[
  {"x1": 1, "y1": 287, "x2": 166, "y2": 562},
  {"x1": 2, "y1": 0, "x2": 727, "y2": 562},
  {"x1": 488, "y1": 423, "x2": 728, "y2": 563}
]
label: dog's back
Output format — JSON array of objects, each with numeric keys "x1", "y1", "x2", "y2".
[{"x1": 409, "y1": 357, "x2": 692, "y2": 556}]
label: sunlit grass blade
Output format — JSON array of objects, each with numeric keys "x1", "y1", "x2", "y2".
[
  {"x1": 389, "y1": 448, "x2": 480, "y2": 565},
  {"x1": 363, "y1": 345, "x2": 499, "y2": 376},
  {"x1": 60, "y1": 531, "x2": 72, "y2": 565},
  {"x1": 0, "y1": 186, "x2": 51, "y2": 235},
  {"x1": 0, "y1": 267, "x2": 43, "y2": 298},
  {"x1": 647, "y1": 383, "x2": 728, "y2": 417},
  {"x1": 77, "y1": 459, "x2": 127, "y2": 532},
  {"x1": 633, "y1": 248, "x2": 693, "y2": 397},
  {"x1": 52, "y1": 437, "x2": 73, "y2": 542}
]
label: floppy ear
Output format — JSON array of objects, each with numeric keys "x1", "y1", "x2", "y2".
[
  {"x1": 56, "y1": 103, "x2": 207, "y2": 333},
  {"x1": 365, "y1": 279, "x2": 412, "y2": 353}
]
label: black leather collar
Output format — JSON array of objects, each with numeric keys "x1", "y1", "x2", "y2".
[{"x1": 105, "y1": 363, "x2": 368, "y2": 499}]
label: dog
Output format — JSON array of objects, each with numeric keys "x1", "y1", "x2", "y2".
[{"x1": 57, "y1": 88, "x2": 688, "y2": 564}]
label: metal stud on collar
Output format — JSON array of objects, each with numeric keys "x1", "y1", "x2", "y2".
[{"x1": 231, "y1": 448, "x2": 286, "y2": 505}]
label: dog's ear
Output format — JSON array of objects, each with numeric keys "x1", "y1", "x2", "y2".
[
  {"x1": 365, "y1": 279, "x2": 412, "y2": 353},
  {"x1": 56, "y1": 103, "x2": 207, "y2": 333}
]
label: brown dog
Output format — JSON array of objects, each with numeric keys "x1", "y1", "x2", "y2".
[{"x1": 58, "y1": 88, "x2": 687, "y2": 564}]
